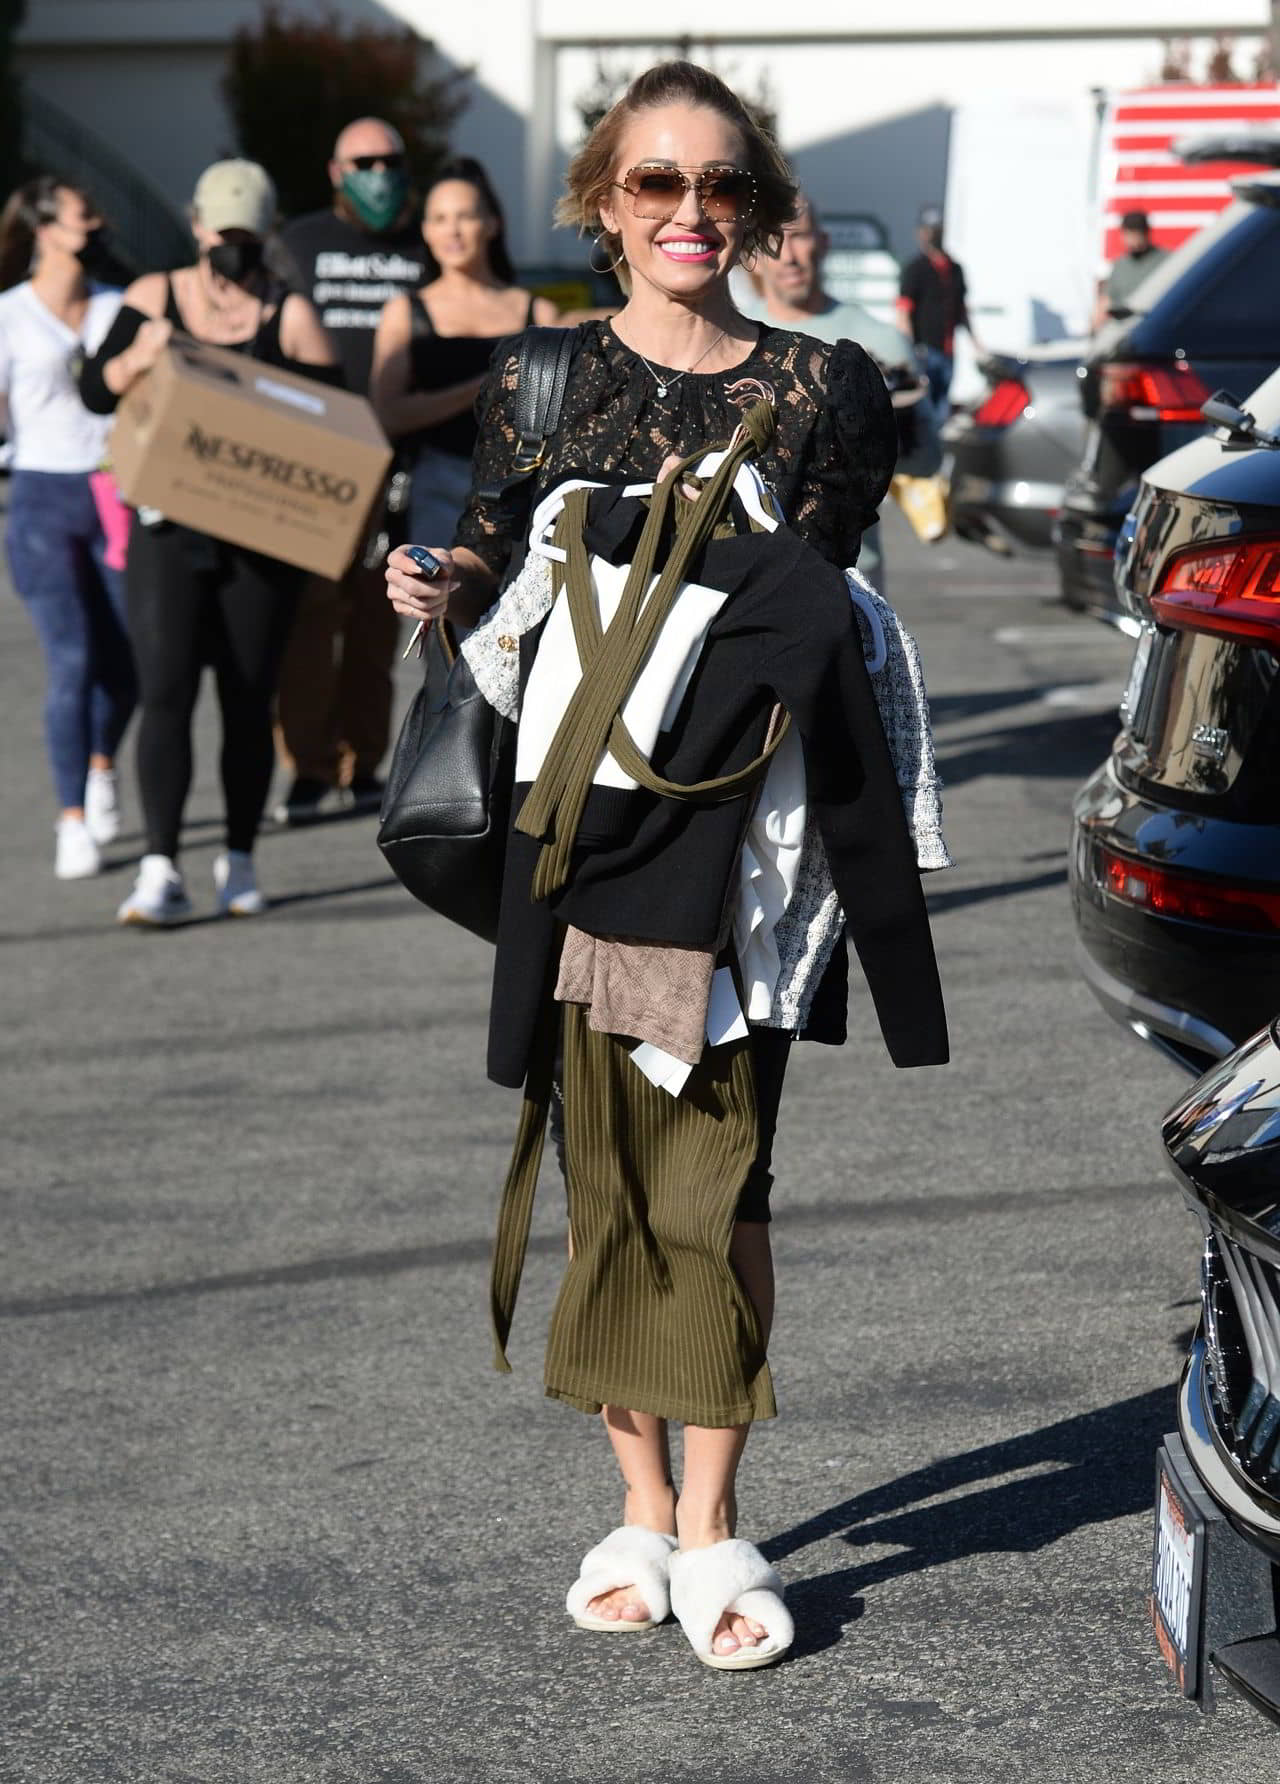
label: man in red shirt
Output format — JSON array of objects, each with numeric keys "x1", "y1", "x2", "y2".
[{"x1": 897, "y1": 206, "x2": 979, "y2": 415}]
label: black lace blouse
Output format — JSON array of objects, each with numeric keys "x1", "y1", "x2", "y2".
[{"x1": 453, "y1": 320, "x2": 896, "y2": 577}]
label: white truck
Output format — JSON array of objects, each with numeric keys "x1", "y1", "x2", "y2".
[{"x1": 942, "y1": 82, "x2": 1280, "y2": 399}]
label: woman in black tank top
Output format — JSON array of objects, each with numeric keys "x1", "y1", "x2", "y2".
[
  {"x1": 158, "y1": 271, "x2": 290, "y2": 361},
  {"x1": 79, "y1": 159, "x2": 341, "y2": 928},
  {"x1": 370, "y1": 156, "x2": 560, "y2": 545}
]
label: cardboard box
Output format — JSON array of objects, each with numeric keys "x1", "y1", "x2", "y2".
[{"x1": 109, "y1": 335, "x2": 393, "y2": 579}]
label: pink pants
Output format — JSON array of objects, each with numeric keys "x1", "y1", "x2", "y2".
[{"x1": 89, "y1": 471, "x2": 132, "y2": 572}]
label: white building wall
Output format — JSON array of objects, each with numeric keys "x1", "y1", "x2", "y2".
[
  {"x1": 15, "y1": 0, "x2": 1274, "y2": 276},
  {"x1": 537, "y1": 0, "x2": 1267, "y2": 35},
  {"x1": 18, "y1": 43, "x2": 236, "y2": 216},
  {"x1": 552, "y1": 35, "x2": 1174, "y2": 263}
]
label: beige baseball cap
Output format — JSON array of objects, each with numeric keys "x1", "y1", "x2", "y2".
[{"x1": 192, "y1": 159, "x2": 277, "y2": 236}]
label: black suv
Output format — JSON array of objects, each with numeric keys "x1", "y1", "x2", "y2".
[
  {"x1": 1057, "y1": 174, "x2": 1280, "y2": 621},
  {"x1": 1158, "y1": 1023, "x2": 1280, "y2": 1723},
  {"x1": 1071, "y1": 369, "x2": 1280, "y2": 1072}
]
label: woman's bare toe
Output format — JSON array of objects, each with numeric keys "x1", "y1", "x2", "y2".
[
  {"x1": 588, "y1": 1585, "x2": 648, "y2": 1623},
  {"x1": 710, "y1": 1611, "x2": 755, "y2": 1655}
]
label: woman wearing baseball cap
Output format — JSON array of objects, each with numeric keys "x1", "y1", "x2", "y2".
[{"x1": 80, "y1": 160, "x2": 341, "y2": 926}]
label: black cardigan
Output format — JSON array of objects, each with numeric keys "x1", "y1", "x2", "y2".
[{"x1": 487, "y1": 484, "x2": 948, "y2": 1087}]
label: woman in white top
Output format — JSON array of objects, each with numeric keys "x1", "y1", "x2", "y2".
[{"x1": 0, "y1": 177, "x2": 135, "y2": 879}]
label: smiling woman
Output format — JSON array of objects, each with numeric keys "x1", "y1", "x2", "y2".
[
  {"x1": 563, "y1": 63, "x2": 794, "y2": 302},
  {"x1": 381, "y1": 58, "x2": 908, "y2": 1674}
]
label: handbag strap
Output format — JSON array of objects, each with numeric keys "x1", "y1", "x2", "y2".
[
  {"x1": 429, "y1": 614, "x2": 458, "y2": 667},
  {"x1": 510, "y1": 326, "x2": 575, "y2": 476}
]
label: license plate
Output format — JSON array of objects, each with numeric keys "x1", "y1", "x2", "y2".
[
  {"x1": 1151, "y1": 1454, "x2": 1205, "y2": 1696},
  {"x1": 1119, "y1": 625, "x2": 1155, "y2": 731}
]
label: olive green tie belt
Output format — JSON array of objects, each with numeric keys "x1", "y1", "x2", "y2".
[{"x1": 513, "y1": 400, "x2": 789, "y2": 903}]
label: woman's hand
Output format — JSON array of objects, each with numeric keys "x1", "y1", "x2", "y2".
[
  {"x1": 385, "y1": 545, "x2": 459, "y2": 624},
  {"x1": 125, "y1": 317, "x2": 173, "y2": 377},
  {"x1": 105, "y1": 316, "x2": 173, "y2": 396}
]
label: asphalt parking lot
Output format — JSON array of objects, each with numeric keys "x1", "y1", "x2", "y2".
[{"x1": 4, "y1": 501, "x2": 1277, "y2": 1782}]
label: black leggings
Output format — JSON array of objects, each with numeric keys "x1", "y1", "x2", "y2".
[
  {"x1": 125, "y1": 525, "x2": 301, "y2": 859},
  {"x1": 736, "y1": 1026, "x2": 792, "y2": 1223}
]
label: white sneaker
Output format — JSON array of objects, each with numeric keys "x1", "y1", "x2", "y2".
[
  {"x1": 84, "y1": 767, "x2": 121, "y2": 845},
  {"x1": 55, "y1": 815, "x2": 101, "y2": 880},
  {"x1": 213, "y1": 850, "x2": 267, "y2": 917},
  {"x1": 117, "y1": 854, "x2": 192, "y2": 926}
]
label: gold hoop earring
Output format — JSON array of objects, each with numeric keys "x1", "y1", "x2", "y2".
[{"x1": 588, "y1": 236, "x2": 624, "y2": 275}]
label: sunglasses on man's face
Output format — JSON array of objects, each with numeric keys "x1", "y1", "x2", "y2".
[
  {"x1": 614, "y1": 164, "x2": 756, "y2": 224},
  {"x1": 348, "y1": 152, "x2": 405, "y2": 172}
]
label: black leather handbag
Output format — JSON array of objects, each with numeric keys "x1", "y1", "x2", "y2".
[
  {"x1": 377, "y1": 622, "x2": 514, "y2": 941},
  {"x1": 376, "y1": 326, "x2": 575, "y2": 940}
]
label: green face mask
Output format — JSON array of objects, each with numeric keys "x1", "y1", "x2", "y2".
[{"x1": 340, "y1": 166, "x2": 408, "y2": 233}]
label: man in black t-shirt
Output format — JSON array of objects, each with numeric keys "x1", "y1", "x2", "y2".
[
  {"x1": 271, "y1": 117, "x2": 429, "y2": 821},
  {"x1": 897, "y1": 207, "x2": 978, "y2": 416},
  {"x1": 274, "y1": 118, "x2": 428, "y2": 393}
]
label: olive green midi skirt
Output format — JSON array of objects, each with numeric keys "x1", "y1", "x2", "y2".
[{"x1": 541, "y1": 1003, "x2": 777, "y2": 1427}]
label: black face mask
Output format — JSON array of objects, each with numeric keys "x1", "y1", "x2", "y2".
[
  {"x1": 73, "y1": 228, "x2": 114, "y2": 277},
  {"x1": 207, "y1": 239, "x2": 264, "y2": 285}
]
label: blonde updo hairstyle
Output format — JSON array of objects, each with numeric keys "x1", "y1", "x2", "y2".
[{"x1": 558, "y1": 61, "x2": 797, "y2": 291}]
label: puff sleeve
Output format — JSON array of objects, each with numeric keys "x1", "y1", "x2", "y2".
[{"x1": 790, "y1": 338, "x2": 897, "y2": 570}]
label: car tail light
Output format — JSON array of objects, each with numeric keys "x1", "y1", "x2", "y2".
[
  {"x1": 1098, "y1": 360, "x2": 1211, "y2": 423},
  {"x1": 973, "y1": 379, "x2": 1030, "y2": 428},
  {"x1": 1098, "y1": 842, "x2": 1280, "y2": 933},
  {"x1": 1152, "y1": 537, "x2": 1280, "y2": 645}
]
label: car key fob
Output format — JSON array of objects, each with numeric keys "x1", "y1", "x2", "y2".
[
  {"x1": 401, "y1": 547, "x2": 446, "y2": 658},
  {"x1": 405, "y1": 546, "x2": 444, "y2": 579}
]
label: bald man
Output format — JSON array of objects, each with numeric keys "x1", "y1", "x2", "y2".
[
  {"x1": 271, "y1": 118, "x2": 429, "y2": 821},
  {"x1": 275, "y1": 118, "x2": 427, "y2": 392}
]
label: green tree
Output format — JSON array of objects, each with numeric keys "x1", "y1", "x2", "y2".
[
  {"x1": 0, "y1": 0, "x2": 26, "y2": 200},
  {"x1": 222, "y1": 2, "x2": 469, "y2": 219}
]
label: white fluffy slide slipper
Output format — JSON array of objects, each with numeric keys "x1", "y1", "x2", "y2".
[
  {"x1": 566, "y1": 1526, "x2": 679, "y2": 1632},
  {"x1": 669, "y1": 1538, "x2": 794, "y2": 1670}
]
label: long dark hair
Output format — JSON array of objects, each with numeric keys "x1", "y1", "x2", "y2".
[
  {"x1": 0, "y1": 175, "x2": 99, "y2": 291},
  {"x1": 419, "y1": 156, "x2": 517, "y2": 285}
]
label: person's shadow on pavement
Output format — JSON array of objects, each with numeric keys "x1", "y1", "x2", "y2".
[{"x1": 766, "y1": 1384, "x2": 1176, "y2": 1659}]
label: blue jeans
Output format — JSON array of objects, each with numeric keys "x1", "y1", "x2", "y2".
[
  {"x1": 6, "y1": 469, "x2": 136, "y2": 809},
  {"x1": 407, "y1": 446, "x2": 475, "y2": 549},
  {"x1": 918, "y1": 346, "x2": 953, "y2": 417}
]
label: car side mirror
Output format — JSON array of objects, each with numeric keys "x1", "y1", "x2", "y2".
[
  {"x1": 1201, "y1": 389, "x2": 1280, "y2": 448},
  {"x1": 1201, "y1": 391, "x2": 1249, "y2": 431}
]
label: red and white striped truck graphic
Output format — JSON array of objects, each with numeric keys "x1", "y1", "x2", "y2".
[{"x1": 1098, "y1": 84, "x2": 1280, "y2": 267}]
